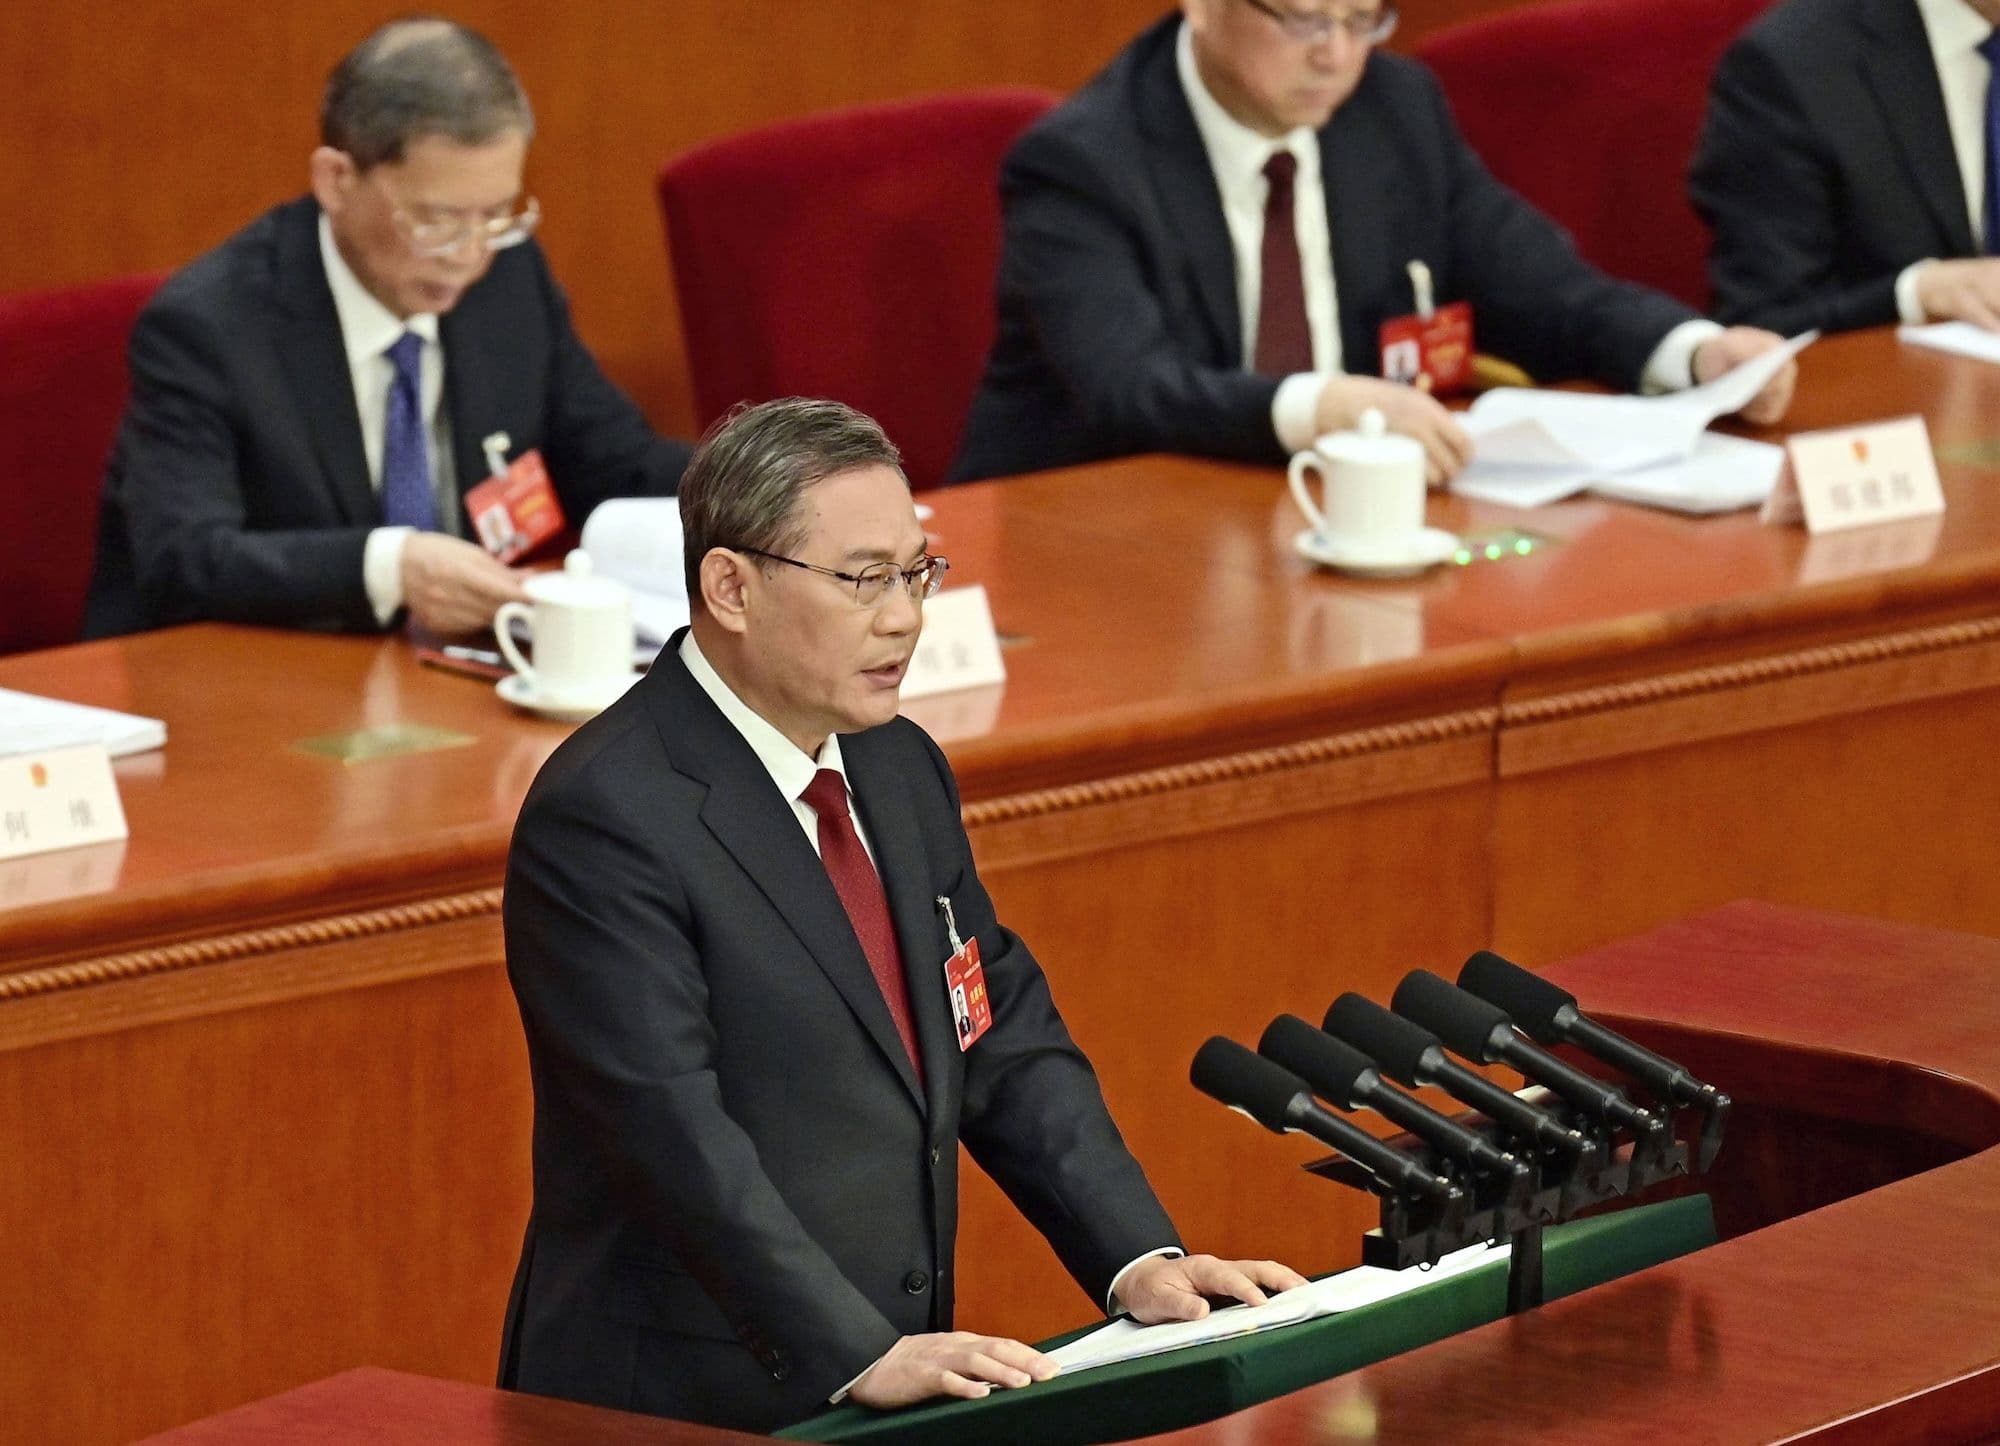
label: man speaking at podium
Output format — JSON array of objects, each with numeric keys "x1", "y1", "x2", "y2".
[{"x1": 498, "y1": 400, "x2": 1303, "y2": 1431}]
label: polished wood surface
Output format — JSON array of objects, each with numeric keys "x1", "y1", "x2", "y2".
[
  {"x1": 6, "y1": 327, "x2": 2000, "y2": 1442},
  {"x1": 0, "y1": 0, "x2": 1546, "y2": 439},
  {"x1": 1137, "y1": 902, "x2": 2000, "y2": 1444},
  {"x1": 139, "y1": 1367, "x2": 766, "y2": 1445}
]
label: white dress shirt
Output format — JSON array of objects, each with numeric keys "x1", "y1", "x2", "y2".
[
  {"x1": 1174, "y1": 21, "x2": 1716, "y2": 452},
  {"x1": 679, "y1": 630, "x2": 873, "y2": 864},
  {"x1": 317, "y1": 215, "x2": 460, "y2": 624},
  {"x1": 1898, "y1": 0, "x2": 1996, "y2": 320},
  {"x1": 678, "y1": 630, "x2": 1181, "y2": 1394}
]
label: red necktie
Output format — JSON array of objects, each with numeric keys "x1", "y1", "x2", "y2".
[
  {"x1": 801, "y1": 769, "x2": 923, "y2": 1082},
  {"x1": 1255, "y1": 150, "x2": 1314, "y2": 376}
]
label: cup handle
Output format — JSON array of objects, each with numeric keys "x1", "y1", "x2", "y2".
[
  {"x1": 1288, "y1": 454, "x2": 1329, "y2": 535},
  {"x1": 494, "y1": 601, "x2": 535, "y2": 687}
]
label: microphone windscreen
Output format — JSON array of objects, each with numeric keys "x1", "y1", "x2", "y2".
[
  {"x1": 1457, "y1": 950, "x2": 1576, "y2": 1043},
  {"x1": 1259, "y1": 1013, "x2": 1372, "y2": 1106},
  {"x1": 1324, "y1": 993, "x2": 1438, "y2": 1087},
  {"x1": 1391, "y1": 969, "x2": 1514, "y2": 1062},
  {"x1": 1191, "y1": 1036, "x2": 1307, "y2": 1134}
]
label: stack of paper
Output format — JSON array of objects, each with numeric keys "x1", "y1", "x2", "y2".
[
  {"x1": 1450, "y1": 331, "x2": 1816, "y2": 513},
  {"x1": 0, "y1": 688, "x2": 166, "y2": 759},
  {"x1": 1043, "y1": 1239, "x2": 1504, "y2": 1375}
]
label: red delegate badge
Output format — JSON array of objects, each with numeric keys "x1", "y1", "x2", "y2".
[
  {"x1": 938, "y1": 895, "x2": 992, "y2": 1051},
  {"x1": 1379, "y1": 301, "x2": 1474, "y2": 398},
  {"x1": 465, "y1": 444, "x2": 565, "y2": 564}
]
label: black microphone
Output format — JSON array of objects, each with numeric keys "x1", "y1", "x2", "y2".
[
  {"x1": 1191, "y1": 1037, "x2": 1461, "y2": 1203},
  {"x1": 1323, "y1": 993, "x2": 1588, "y2": 1154},
  {"x1": 1257, "y1": 1014, "x2": 1525, "y2": 1180},
  {"x1": 1391, "y1": 970, "x2": 1662, "y2": 1136},
  {"x1": 1457, "y1": 951, "x2": 1726, "y2": 1110}
]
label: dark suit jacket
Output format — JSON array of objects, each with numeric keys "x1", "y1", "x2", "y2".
[
  {"x1": 497, "y1": 635, "x2": 1179, "y2": 1432},
  {"x1": 85, "y1": 196, "x2": 690, "y2": 636},
  {"x1": 1691, "y1": 0, "x2": 1978, "y2": 335},
  {"x1": 950, "y1": 15, "x2": 1695, "y2": 482}
]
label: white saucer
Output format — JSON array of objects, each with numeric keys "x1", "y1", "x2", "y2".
[
  {"x1": 496, "y1": 671, "x2": 638, "y2": 722},
  {"x1": 1293, "y1": 526, "x2": 1460, "y2": 579}
]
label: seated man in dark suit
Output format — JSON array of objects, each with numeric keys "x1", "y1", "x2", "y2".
[
  {"x1": 499, "y1": 398, "x2": 1303, "y2": 1431},
  {"x1": 86, "y1": 19, "x2": 691, "y2": 638},
  {"x1": 1692, "y1": 0, "x2": 2000, "y2": 336},
  {"x1": 952, "y1": 1, "x2": 1795, "y2": 487}
]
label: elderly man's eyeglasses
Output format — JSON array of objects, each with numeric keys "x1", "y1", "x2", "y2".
[
  {"x1": 1240, "y1": 0, "x2": 1399, "y2": 45},
  {"x1": 361, "y1": 166, "x2": 542, "y2": 259},
  {"x1": 739, "y1": 548, "x2": 951, "y2": 608}
]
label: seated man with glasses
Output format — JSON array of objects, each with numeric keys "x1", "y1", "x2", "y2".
[
  {"x1": 86, "y1": 18, "x2": 691, "y2": 638},
  {"x1": 499, "y1": 396, "x2": 1304, "y2": 1430},
  {"x1": 951, "y1": 0, "x2": 1797, "y2": 486}
]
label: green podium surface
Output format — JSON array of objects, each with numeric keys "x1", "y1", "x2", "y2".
[{"x1": 781, "y1": 1195, "x2": 1714, "y2": 1446}]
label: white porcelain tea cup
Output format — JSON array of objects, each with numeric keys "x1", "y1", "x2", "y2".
[
  {"x1": 494, "y1": 551, "x2": 634, "y2": 706},
  {"x1": 1287, "y1": 407, "x2": 1427, "y2": 555}
]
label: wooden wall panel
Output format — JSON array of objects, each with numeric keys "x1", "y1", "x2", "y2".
[
  {"x1": 1491, "y1": 683, "x2": 2000, "y2": 967},
  {"x1": 0, "y1": 0, "x2": 1538, "y2": 437},
  {"x1": 0, "y1": 948, "x2": 532, "y2": 1446}
]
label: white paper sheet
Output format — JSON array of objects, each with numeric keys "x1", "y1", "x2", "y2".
[
  {"x1": 1043, "y1": 1240, "x2": 1504, "y2": 1376},
  {"x1": 0, "y1": 688, "x2": 166, "y2": 760},
  {"x1": 1452, "y1": 332, "x2": 1814, "y2": 511},
  {"x1": 1898, "y1": 321, "x2": 2000, "y2": 365},
  {"x1": 1588, "y1": 432, "x2": 1785, "y2": 514}
]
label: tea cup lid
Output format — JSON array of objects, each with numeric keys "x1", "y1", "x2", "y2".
[
  {"x1": 1318, "y1": 407, "x2": 1424, "y2": 466},
  {"x1": 525, "y1": 549, "x2": 630, "y2": 608}
]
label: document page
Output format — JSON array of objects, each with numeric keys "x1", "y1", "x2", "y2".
[
  {"x1": 0, "y1": 688, "x2": 166, "y2": 759},
  {"x1": 1898, "y1": 322, "x2": 2000, "y2": 365},
  {"x1": 1044, "y1": 1240, "x2": 1503, "y2": 1376},
  {"x1": 1453, "y1": 331, "x2": 1815, "y2": 510}
]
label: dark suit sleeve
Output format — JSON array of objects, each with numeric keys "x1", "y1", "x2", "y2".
[
  {"x1": 114, "y1": 296, "x2": 376, "y2": 631},
  {"x1": 996, "y1": 126, "x2": 1285, "y2": 463},
  {"x1": 1415, "y1": 69, "x2": 1697, "y2": 391},
  {"x1": 504, "y1": 770, "x2": 900, "y2": 1404},
  {"x1": 914, "y1": 733, "x2": 1181, "y2": 1305},
  {"x1": 529, "y1": 253, "x2": 692, "y2": 514},
  {"x1": 1690, "y1": 34, "x2": 1902, "y2": 335}
]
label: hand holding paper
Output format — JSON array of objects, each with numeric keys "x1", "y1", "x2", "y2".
[{"x1": 1691, "y1": 326, "x2": 1799, "y2": 425}]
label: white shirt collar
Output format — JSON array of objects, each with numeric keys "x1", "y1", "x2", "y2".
[
  {"x1": 1175, "y1": 19, "x2": 1317, "y2": 191},
  {"x1": 1915, "y1": 0, "x2": 1993, "y2": 60},
  {"x1": 678, "y1": 630, "x2": 849, "y2": 806},
  {"x1": 318, "y1": 212, "x2": 439, "y2": 367}
]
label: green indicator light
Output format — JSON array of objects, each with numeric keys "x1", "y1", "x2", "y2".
[
  {"x1": 1453, "y1": 549, "x2": 1473, "y2": 566},
  {"x1": 1514, "y1": 538, "x2": 1533, "y2": 555},
  {"x1": 1484, "y1": 544, "x2": 1503, "y2": 560}
]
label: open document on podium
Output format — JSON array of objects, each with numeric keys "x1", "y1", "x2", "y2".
[{"x1": 1045, "y1": 1238, "x2": 1503, "y2": 1375}]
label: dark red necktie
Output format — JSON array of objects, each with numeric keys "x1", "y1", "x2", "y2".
[
  {"x1": 801, "y1": 769, "x2": 923, "y2": 1082},
  {"x1": 1255, "y1": 150, "x2": 1314, "y2": 376}
]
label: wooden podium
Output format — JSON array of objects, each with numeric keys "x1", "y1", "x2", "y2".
[{"x1": 142, "y1": 902, "x2": 2000, "y2": 1443}]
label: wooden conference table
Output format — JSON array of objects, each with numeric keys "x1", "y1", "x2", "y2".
[
  {"x1": 6, "y1": 326, "x2": 2000, "y2": 1443},
  {"x1": 145, "y1": 903, "x2": 2000, "y2": 1444}
]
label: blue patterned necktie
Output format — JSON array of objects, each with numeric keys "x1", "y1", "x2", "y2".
[
  {"x1": 1981, "y1": 30, "x2": 2000, "y2": 254},
  {"x1": 381, "y1": 330, "x2": 438, "y2": 531}
]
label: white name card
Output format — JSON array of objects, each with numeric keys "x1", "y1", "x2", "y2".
[
  {"x1": 1763, "y1": 416, "x2": 1945, "y2": 533},
  {"x1": 0, "y1": 743, "x2": 129, "y2": 862},
  {"x1": 902, "y1": 584, "x2": 1007, "y2": 701}
]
